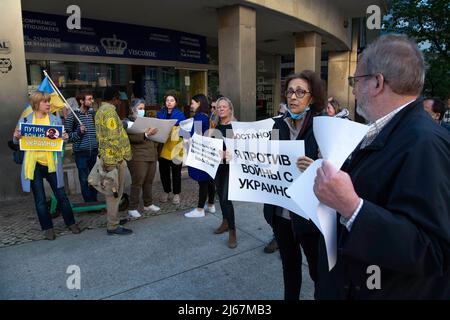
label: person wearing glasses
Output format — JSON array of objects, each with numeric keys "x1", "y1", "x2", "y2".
[
  {"x1": 314, "y1": 34, "x2": 450, "y2": 299},
  {"x1": 263, "y1": 70, "x2": 326, "y2": 300},
  {"x1": 65, "y1": 90, "x2": 99, "y2": 203}
]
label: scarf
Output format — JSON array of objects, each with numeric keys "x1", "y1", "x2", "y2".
[{"x1": 24, "y1": 113, "x2": 57, "y2": 180}]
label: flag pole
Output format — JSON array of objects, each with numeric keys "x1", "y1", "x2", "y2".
[{"x1": 42, "y1": 70, "x2": 83, "y2": 125}]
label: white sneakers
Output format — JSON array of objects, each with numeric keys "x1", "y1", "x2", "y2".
[
  {"x1": 129, "y1": 204, "x2": 160, "y2": 218},
  {"x1": 144, "y1": 204, "x2": 160, "y2": 213},
  {"x1": 172, "y1": 194, "x2": 181, "y2": 205},
  {"x1": 128, "y1": 210, "x2": 142, "y2": 218},
  {"x1": 184, "y1": 208, "x2": 205, "y2": 218},
  {"x1": 205, "y1": 205, "x2": 216, "y2": 213},
  {"x1": 184, "y1": 205, "x2": 215, "y2": 218}
]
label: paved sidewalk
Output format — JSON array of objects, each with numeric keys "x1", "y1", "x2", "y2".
[
  {"x1": 0, "y1": 176, "x2": 199, "y2": 248},
  {"x1": 0, "y1": 184, "x2": 314, "y2": 300}
]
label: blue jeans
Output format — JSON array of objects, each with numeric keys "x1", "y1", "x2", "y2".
[
  {"x1": 30, "y1": 163, "x2": 76, "y2": 231},
  {"x1": 74, "y1": 150, "x2": 98, "y2": 202}
]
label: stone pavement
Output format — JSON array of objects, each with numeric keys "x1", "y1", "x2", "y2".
[
  {"x1": 0, "y1": 175, "x2": 200, "y2": 248},
  {"x1": 0, "y1": 203, "x2": 314, "y2": 300},
  {"x1": 0, "y1": 175, "x2": 314, "y2": 300}
]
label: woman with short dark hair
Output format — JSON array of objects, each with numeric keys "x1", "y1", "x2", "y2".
[{"x1": 263, "y1": 70, "x2": 326, "y2": 300}]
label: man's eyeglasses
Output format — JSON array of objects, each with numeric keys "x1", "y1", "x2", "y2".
[
  {"x1": 285, "y1": 88, "x2": 310, "y2": 99},
  {"x1": 348, "y1": 74, "x2": 374, "y2": 87}
]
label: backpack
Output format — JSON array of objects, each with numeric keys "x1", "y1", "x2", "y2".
[
  {"x1": 8, "y1": 140, "x2": 24, "y2": 165},
  {"x1": 9, "y1": 117, "x2": 27, "y2": 165}
]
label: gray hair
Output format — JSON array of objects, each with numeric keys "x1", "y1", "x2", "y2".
[
  {"x1": 216, "y1": 96, "x2": 237, "y2": 121},
  {"x1": 130, "y1": 98, "x2": 145, "y2": 111},
  {"x1": 359, "y1": 34, "x2": 425, "y2": 96},
  {"x1": 128, "y1": 98, "x2": 145, "y2": 120}
]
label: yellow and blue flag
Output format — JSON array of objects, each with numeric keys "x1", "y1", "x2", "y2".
[{"x1": 20, "y1": 76, "x2": 65, "y2": 118}]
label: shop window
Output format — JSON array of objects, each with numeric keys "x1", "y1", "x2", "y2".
[{"x1": 256, "y1": 54, "x2": 276, "y2": 120}]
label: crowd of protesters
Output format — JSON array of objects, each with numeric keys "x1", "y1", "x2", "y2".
[{"x1": 11, "y1": 33, "x2": 450, "y2": 300}]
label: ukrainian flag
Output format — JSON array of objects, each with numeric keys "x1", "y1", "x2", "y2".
[{"x1": 21, "y1": 76, "x2": 65, "y2": 118}]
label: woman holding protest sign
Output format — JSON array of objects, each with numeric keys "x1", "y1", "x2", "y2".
[
  {"x1": 124, "y1": 98, "x2": 161, "y2": 218},
  {"x1": 157, "y1": 93, "x2": 186, "y2": 205},
  {"x1": 12, "y1": 91, "x2": 80, "y2": 240},
  {"x1": 263, "y1": 70, "x2": 326, "y2": 300},
  {"x1": 184, "y1": 94, "x2": 216, "y2": 218},
  {"x1": 210, "y1": 96, "x2": 238, "y2": 248}
]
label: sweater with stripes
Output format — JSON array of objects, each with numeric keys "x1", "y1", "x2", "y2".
[{"x1": 65, "y1": 109, "x2": 98, "y2": 153}]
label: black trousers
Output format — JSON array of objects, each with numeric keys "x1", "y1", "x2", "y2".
[
  {"x1": 273, "y1": 214, "x2": 320, "y2": 300},
  {"x1": 158, "y1": 158, "x2": 182, "y2": 194},
  {"x1": 197, "y1": 180, "x2": 215, "y2": 208},
  {"x1": 215, "y1": 165, "x2": 235, "y2": 229}
]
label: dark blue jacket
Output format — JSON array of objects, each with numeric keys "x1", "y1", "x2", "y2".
[
  {"x1": 156, "y1": 107, "x2": 186, "y2": 125},
  {"x1": 441, "y1": 122, "x2": 450, "y2": 134},
  {"x1": 188, "y1": 112, "x2": 213, "y2": 182},
  {"x1": 330, "y1": 99, "x2": 450, "y2": 299}
]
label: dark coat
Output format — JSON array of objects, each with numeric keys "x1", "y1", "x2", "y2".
[
  {"x1": 188, "y1": 112, "x2": 214, "y2": 182},
  {"x1": 124, "y1": 117, "x2": 159, "y2": 163},
  {"x1": 334, "y1": 99, "x2": 450, "y2": 299},
  {"x1": 263, "y1": 111, "x2": 321, "y2": 236}
]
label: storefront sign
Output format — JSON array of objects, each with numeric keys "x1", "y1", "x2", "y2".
[
  {"x1": 22, "y1": 11, "x2": 207, "y2": 64},
  {"x1": 0, "y1": 40, "x2": 11, "y2": 54},
  {"x1": 0, "y1": 58, "x2": 12, "y2": 74}
]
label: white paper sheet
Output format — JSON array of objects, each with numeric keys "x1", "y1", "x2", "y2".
[
  {"x1": 225, "y1": 138, "x2": 309, "y2": 219},
  {"x1": 185, "y1": 133, "x2": 223, "y2": 178},
  {"x1": 231, "y1": 118, "x2": 275, "y2": 140},
  {"x1": 317, "y1": 203, "x2": 337, "y2": 271},
  {"x1": 287, "y1": 116, "x2": 370, "y2": 270},
  {"x1": 313, "y1": 117, "x2": 370, "y2": 168},
  {"x1": 179, "y1": 118, "x2": 194, "y2": 132},
  {"x1": 126, "y1": 117, "x2": 177, "y2": 143}
]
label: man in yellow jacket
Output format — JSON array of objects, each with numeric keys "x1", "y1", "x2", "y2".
[{"x1": 95, "y1": 87, "x2": 132, "y2": 235}]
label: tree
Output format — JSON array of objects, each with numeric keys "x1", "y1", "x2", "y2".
[{"x1": 383, "y1": 0, "x2": 450, "y2": 99}]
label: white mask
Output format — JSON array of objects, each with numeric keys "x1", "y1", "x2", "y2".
[{"x1": 137, "y1": 109, "x2": 145, "y2": 118}]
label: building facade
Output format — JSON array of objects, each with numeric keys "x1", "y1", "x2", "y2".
[{"x1": 0, "y1": 0, "x2": 385, "y2": 199}]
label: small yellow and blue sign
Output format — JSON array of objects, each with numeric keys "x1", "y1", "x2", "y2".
[{"x1": 19, "y1": 123, "x2": 64, "y2": 152}]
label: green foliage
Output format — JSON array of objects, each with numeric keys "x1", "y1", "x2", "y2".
[{"x1": 383, "y1": 0, "x2": 450, "y2": 98}]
